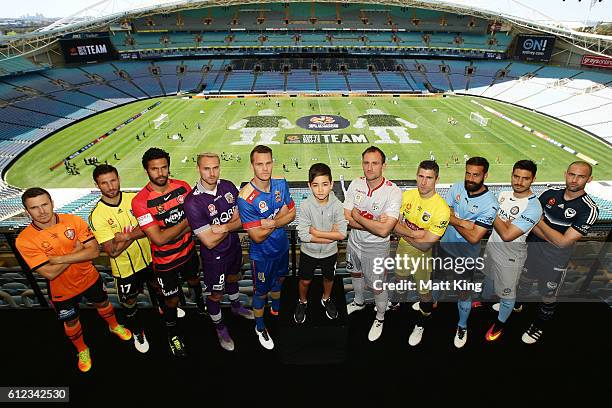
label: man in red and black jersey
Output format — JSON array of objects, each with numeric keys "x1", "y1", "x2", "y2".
[{"x1": 132, "y1": 148, "x2": 206, "y2": 358}]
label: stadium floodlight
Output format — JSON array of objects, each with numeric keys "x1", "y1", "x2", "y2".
[
  {"x1": 151, "y1": 113, "x2": 170, "y2": 129},
  {"x1": 470, "y1": 112, "x2": 489, "y2": 127}
]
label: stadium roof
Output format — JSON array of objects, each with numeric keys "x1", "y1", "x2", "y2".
[{"x1": 2, "y1": 0, "x2": 611, "y2": 57}]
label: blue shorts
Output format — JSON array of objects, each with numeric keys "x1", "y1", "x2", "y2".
[{"x1": 251, "y1": 251, "x2": 289, "y2": 296}]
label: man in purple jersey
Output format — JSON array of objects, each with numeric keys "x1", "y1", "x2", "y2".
[{"x1": 184, "y1": 153, "x2": 254, "y2": 351}]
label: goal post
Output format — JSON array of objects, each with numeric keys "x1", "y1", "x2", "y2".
[
  {"x1": 150, "y1": 113, "x2": 170, "y2": 129},
  {"x1": 470, "y1": 112, "x2": 489, "y2": 127}
]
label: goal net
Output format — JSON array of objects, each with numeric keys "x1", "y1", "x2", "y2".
[
  {"x1": 150, "y1": 114, "x2": 170, "y2": 129},
  {"x1": 470, "y1": 112, "x2": 489, "y2": 127}
]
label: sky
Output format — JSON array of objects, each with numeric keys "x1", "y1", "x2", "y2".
[{"x1": 2, "y1": 0, "x2": 611, "y2": 25}]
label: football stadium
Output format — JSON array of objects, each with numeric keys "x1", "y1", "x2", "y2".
[{"x1": 0, "y1": 0, "x2": 610, "y2": 405}]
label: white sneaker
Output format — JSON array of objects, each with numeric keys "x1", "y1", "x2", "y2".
[
  {"x1": 492, "y1": 303, "x2": 522, "y2": 313},
  {"x1": 347, "y1": 301, "x2": 366, "y2": 315},
  {"x1": 453, "y1": 326, "x2": 468, "y2": 349},
  {"x1": 408, "y1": 325, "x2": 425, "y2": 346},
  {"x1": 134, "y1": 331, "x2": 150, "y2": 353},
  {"x1": 373, "y1": 301, "x2": 391, "y2": 312},
  {"x1": 412, "y1": 301, "x2": 420, "y2": 311},
  {"x1": 255, "y1": 327, "x2": 274, "y2": 350},
  {"x1": 177, "y1": 307, "x2": 185, "y2": 318},
  {"x1": 368, "y1": 319, "x2": 384, "y2": 342}
]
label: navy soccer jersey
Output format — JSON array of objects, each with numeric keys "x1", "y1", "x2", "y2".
[
  {"x1": 184, "y1": 179, "x2": 241, "y2": 260},
  {"x1": 237, "y1": 178, "x2": 295, "y2": 261},
  {"x1": 440, "y1": 182, "x2": 499, "y2": 260},
  {"x1": 527, "y1": 187, "x2": 598, "y2": 260}
]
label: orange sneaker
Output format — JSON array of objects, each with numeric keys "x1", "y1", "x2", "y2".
[
  {"x1": 77, "y1": 348, "x2": 92, "y2": 373},
  {"x1": 109, "y1": 325, "x2": 132, "y2": 341}
]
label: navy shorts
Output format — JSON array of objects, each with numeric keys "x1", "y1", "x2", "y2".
[
  {"x1": 50, "y1": 275, "x2": 107, "y2": 322},
  {"x1": 114, "y1": 265, "x2": 154, "y2": 304},
  {"x1": 251, "y1": 251, "x2": 289, "y2": 296}
]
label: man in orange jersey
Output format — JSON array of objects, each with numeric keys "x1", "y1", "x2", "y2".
[{"x1": 16, "y1": 188, "x2": 132, "y2": 373}]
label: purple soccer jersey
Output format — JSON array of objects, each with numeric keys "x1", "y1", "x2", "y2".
[{"x1": 184, "y1": 179, "x2": 241, "y2": 262}]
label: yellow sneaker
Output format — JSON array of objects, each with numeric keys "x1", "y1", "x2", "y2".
[
  {"x1": 77, "y1": 348, "x2": 91, "y2": 373},
  {"x1": 109, "y1": 325, "x2": 132, "y2": 341}
]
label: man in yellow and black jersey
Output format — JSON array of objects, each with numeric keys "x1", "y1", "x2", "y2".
[
  {"x1": 392, "y1": 160, "x2": 450, "y2": 346},
  {"x1": 89, "y1": 164, "x2": 156, "y2": 353}
]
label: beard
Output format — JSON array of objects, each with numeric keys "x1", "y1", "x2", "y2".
[
  {"x1": 150, "y1": 175, "x2": 168, "y2": 187},
  {"x1": 464, "y1": 179, "x2": 483, "y2": 192}
]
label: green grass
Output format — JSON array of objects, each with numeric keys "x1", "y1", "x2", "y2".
[{"x1": 6, "y1": 95, "x2": 611, "y2": 189}]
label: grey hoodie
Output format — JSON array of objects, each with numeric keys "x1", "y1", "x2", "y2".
[{"x1": 297, "y1": 191, "x2": 348, "y2": 258}]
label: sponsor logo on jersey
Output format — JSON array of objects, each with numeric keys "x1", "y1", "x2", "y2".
[
  {"x1": 547, "y1": 197, "x2": 556, "y2": 206},
  {"x1": 177, "y1": 194, "x2": 185, "y2": 204},
  {"x1": 137, "y1": 213, "x2": 154, "y2": 226}
]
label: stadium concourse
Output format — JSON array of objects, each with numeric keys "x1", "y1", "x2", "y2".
[{"x1": 0, "y1": 0, "x2": 611, "y2": 403}]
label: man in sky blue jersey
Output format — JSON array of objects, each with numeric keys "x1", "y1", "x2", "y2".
[
  {"x1": 481, "y1": 160, "x2": 542, "y2": 342},
  {"x1": 425, "y1": 157, "x2": 498, "y2": 348},
  {"x1": 237, "y1": 145, "x2": 296, "y2": 350}
]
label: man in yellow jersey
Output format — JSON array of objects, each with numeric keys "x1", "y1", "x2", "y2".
[
  {"x1": 89, "y1": 164, "x2": 157, "y2": 353},
  {"x1": 392, "y1": 160, "x2": 450, "y2": 346}
]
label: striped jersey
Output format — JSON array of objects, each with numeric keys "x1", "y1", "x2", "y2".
[
  {"x1": 237, "y1": 178, "x2": 294, "y2": 261},
  {"x1": 132, "y1": 179, "x2": 195, "y2": 271}
]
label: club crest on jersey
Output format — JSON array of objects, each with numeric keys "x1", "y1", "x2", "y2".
[
  {"x1": 354, "y1": 192, "x2": 364, "y2": 205},
  {"x1": 41, "y1": 241, "x2": 51, "y2": 250},
  {"x1": 274, "y1": 190, "x2": 282, "y2": 203},
  {"x1": 208, "y1": 204, "x2": 218, "y2": 217},
  {"x1": 157, "y1": 204, "x2": 165, "y2": 214},
  {"x1": 499, "y1": 196, "x2": 505, "y2": 204},
  {"x1": 422, "y1": 211, "x2": 431, "y2": 222},
  {"x1": 64, "y1": 229, "x2": 75, "y2": 240},
  {"x1": 259, "y1": 201, "x2": 269, "y2": 213},
  {"x1": 107, "y1": 218, "x2": 114, "y2": 225},
  {"x1": 510, "y1": 206, "x2": 519, "y2": 215},
  {"x1": 372, "y1": 202, "x2": 380, "y2": 211},
  {"x1": 564, "y1": 208, "x2": 576, "y2": 218},
  {"x1": 224, "y1": 192, "x2": 234, "y2": 204},
  {"x1": 469, "y1": 205, "x2": 479, "y2": 214}
]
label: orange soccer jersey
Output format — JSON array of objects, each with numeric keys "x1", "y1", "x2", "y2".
[{"x1": 16, "y1": 213, "x2": 100, "y2": 301}]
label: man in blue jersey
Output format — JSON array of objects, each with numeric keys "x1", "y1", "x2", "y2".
[
  {"x1": 517, "y1": 161, "x2": 598, "y2": 344},
  {"x1": 481, "y1": 160, "x2": 542, "y2": 342},
  {"x1": 184, "y1": 153, "x2": 254, "y2": 352},
  {"x1": 424, "y1": 157, "x2": 498, "y2": 348},
  {"x1": 237, "y1": 145, "x2": 296, "y2": 350}
]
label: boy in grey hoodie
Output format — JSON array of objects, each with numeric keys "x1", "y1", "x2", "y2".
[{"x1": 294, "y1": 163, "x2": 348, "y2": 323}]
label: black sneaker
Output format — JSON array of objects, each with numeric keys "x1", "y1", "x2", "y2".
[
  {"x1": 294, "y1": 301, "x2": 307, "y2": 324},
  {"x1": 168, "y1": 334, "x2": 187, "y2": 358},
  {"x1": 521, "y1": 322, "x2": 543, "y2": 345},
  {"x1": 196, "y1": 301, "x2": 209, "y2": 317},
  {"x1": 321, "y1": 298, "x2": 338, "y2": 320}
]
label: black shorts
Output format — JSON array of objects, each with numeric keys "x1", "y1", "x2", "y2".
[
  {"x1": 50, "y1": 275, "x2": 108, "y2": 322},
  {"x1": 522, "y1": 245, "x2": 569, "y2": 298},
  {"x1": 298, "y1": 252, "x2": 337, "y2": 281},
  {"x1": 114, "y1": 265, "x2": 154, "y2": 304},
  {"x1": 432, "y1": 244, "x2": 477, "y2": 283},
  {"x1": 155, "y1": 251, "x2": 200, "y2": 298}
]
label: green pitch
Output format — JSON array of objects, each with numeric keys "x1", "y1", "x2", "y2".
[{"x1": 5, "y1": 95, "x2": 611, "y2": 189}]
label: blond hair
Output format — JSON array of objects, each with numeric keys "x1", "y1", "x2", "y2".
[{"x1": 197, "y1": 152, "x2": 220, "y2": 166}]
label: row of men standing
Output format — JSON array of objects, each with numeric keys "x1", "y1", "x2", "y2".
[{"x1": 15, "y1": 144, "x2": 598, "y2": 373}]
